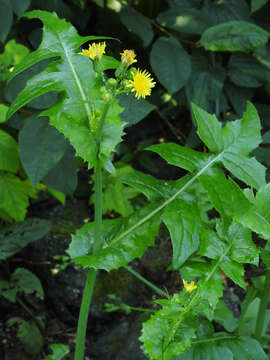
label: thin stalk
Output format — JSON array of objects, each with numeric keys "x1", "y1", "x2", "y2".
[
  {"x1": 125, "y1": 265, "x2": 168, "y2": 298},
  {"x1": 255, "y1": 270, "x2": 270, "y2": 340},
  {"x1": 75, "y1": 161, "x2": 103, "y2": 360}
]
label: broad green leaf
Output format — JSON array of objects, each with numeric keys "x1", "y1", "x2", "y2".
[
  {"x1": 202, "y1": 0, "x2": 249, "y2": 25},
  {"x1": 0, "y1": 0, "x2": 13, "y2": 43},
  {"x1": 119, "y1": 6, "x2": 153, "y2": 47},
  {"x1": 67, "y1": 219, "x2": 122, "y2": 259},
  {"x1": 141, "y1": 308, "x2": 197, "y2": 360},
  {"x1": 11, "y1": 0, "x2": 31, "y2": 16},
  {"x1": 0, "y1": 173, "x2": 34, "y2": 221},
  {"x1": 73, "y1": 203, "x2": 162, "y2": 271},
  {"x1": 201, "y1": 21, "x2": 270, "y2": 52},
  {"x1": 118, "y1": 94, "x2": 156, "y2": 127},
  {"x1": 44, "y1": 343, "x2": 70, "y2": 360},
  {"x1": 0, "y1": 218, "x2": 51, "y2": 260},
  {"x1": 157, "y1": 7, "x2": 209, "y2": 35},
  {"x1": 0, "y1": 129, "x2": 19, "y2": 173},
  {"x1": 17, "y1": 320, "x2": 43, "y2": 356},
  {"x1": 213, "y1": 300, "x2": 238, "y2": 332},
  {"x1": 176, "y1": 341, "x2": 234, "y2": 360},
  {"x1": 162, "y1": 199, "x2": 201, "y2": 269},
  {"x1": 228, "y1": 53, "x2": 270, "y2": 88},
  {"x1": 221, "y1": 256, "x2": 246, "y2": 289},
  {"x1": 225, "y1": 337, "x2": 267, "y2": 360},
  {"x1": 11, "y1": 268, "x2": 44, "y2": 299},
  {"x1": 150, "y1": 37, "x2": 191, "y2": 94},
  {"x1": 19, "y1": 116, "x2": 67, "y2": 187},
  {"x1": 199, "y1": 228, "x2": 227, "y2": 259},
  {"x1": 148, "y1": 142, "x2": 210, "y2": 172},
  {"x1": 251, "y1": 0, "x2": 268, "y2": 13}
]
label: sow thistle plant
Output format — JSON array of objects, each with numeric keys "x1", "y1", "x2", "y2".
[{"x1": 6, "y1": 9, "x2": 270, "y2": 360}]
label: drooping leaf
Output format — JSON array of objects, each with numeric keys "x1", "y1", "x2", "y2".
[
  {"x1": 201, "y1": 21, "x2": 269, "y2": 52},
  {"x1": 19, "y1": 116, "x2": 67, "y2": 187},
  {"x1": 150, "y1": 37, "x2": 191, "y2": 94}
]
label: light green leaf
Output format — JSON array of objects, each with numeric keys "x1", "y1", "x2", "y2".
[
  {"x1": 150, "y1": 37, "x2": 191, "y2": 94},
  {"x1": 0, "y1": 218, "x2": 51, "y2": 260},
  {"x1": 0, "y1": 129, "x2": 19, "y2": 173},
  {"x1": 0, "y1": 104, "x2": 8, "y2": 123},
  {"x1": 0, "y1": 173, "x2": 34, "y2": 221},
  {"x1": 162, "y1": 199, "x2": 201, "y2": 269},
  {"x1": 73, "y1": 203, "x2": 162, "y2": 271},
  {"x1": 19, "y1": 116, "x2": 67, "y2": 187},
  {"x1": 44, "y1": 343, "x2": 70, "y2": 360},
  {"x1": 221, "y1": 256, "x2": 246, "y2": 289},
  {"x1": 201, "y1": 21, "x2": 269, "y2": 52}
]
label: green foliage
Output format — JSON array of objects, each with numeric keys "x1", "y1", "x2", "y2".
[{"x1": 43, "y1": 343, "x2": 70, "y2": 360}]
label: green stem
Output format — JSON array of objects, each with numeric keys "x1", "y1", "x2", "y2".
[
  {"x1": 125, "y1": 265, "x2": 168, "y2": 298},
  {"x1": 75, "y1": 161, "x2": 103, "y2": 360},
  {"x1": 255, "y1": 269, "x2": 270, "y2": 340}
]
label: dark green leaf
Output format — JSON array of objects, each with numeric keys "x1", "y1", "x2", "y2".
[
  {"x1": 119, "y1": 6, "x2": 153, "y2": 47},
  {"x1": 251, "y1": 0, "x2": 268, "y2": 13},
  {"x1": 11, "y1": 0, "x2": 31, "y2": 16},
  {"x1": 19, "y1": 117, "x2": 67, "y2": 187},
  {"x1": 213, "y1": 300, "x2": 238, "y2": 332},
  {"x1": 150, "y1": 37, "x2": 191, "y2": 94},
  {"x1": 201, "y1": 21, "x2": 269, "y2": 52},
  {"x1": 225, "y1": 336, "x2": 267, "y2": 360},
  {"x1": 43, "y1": 145, "x2": 78, "y2": 195},
  {"x1": 0, "y1": 218, "x2": 51, "y2": 260},
  {"x1": 11, "y1": 268, "x2": 44, "y2": 299},
  {"x1": 0, "y1": 0, "x2": 13, "y2": 43},
  {"x1": 118, "y1": 94, "x2": 156, "y2": 127},
  {"x1": 17, "y1": 320, "x2": 43, "y2": 356}
]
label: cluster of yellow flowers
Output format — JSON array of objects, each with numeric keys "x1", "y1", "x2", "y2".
[{"x1": 79, "y1": 42, "x2": 155, "y2": 100}]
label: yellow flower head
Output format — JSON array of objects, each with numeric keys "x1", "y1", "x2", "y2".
[
  {"x1": 120, "y1": 49, "x2": 137, "y2": 66},
  {"x1": 128, "y1": 69, "x2": 156, "y2": 99},
  {"x1": 183, "y1": 279, "x2": 197, "y2": 293},
  {"x1": 79, "y1": 42, "x2": 106, "y2": 60}
]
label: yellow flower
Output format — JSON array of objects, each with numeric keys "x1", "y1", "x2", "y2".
[
  {"x1": 120, "y1": 49, "x2": 137, "y2": 66},
  {"x1": 183, "y1": 279, "x2": 197, "y2": 293},
  {"x1": 79, "y1": 42, "x2": 106, "y2": 60},
  {"x1": 128, "y1": 69, "x2": 156, "y2": 99}
]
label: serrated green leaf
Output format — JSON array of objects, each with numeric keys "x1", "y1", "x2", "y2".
[
  {"x1": 148, "y1": 142, "x2": 210, "y2": 172},
  {"x1": 44, "y1": 343, "x2": 70, "y2": 360},
  {"x1": 0, "y1": 218, "x2": 51, "y2": 260},
  {"x1": 201, "y1": 21, "x2": 269, "y2": 52},
  {"x1": 162, "y1": 199, "x2": 201, "y2": 269},
  {"x1": 0, "y1": 130, "x2": 19, "y2": 173},
  {"x1": 19, "y1": 116, "x2": 67, "y2": 187},
  {"x1": 150, "y1": 37, "x2": 191, "y2": 94},
  {"x1": 73, "y1": 203, "x2": 162, "y2": 271}
]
